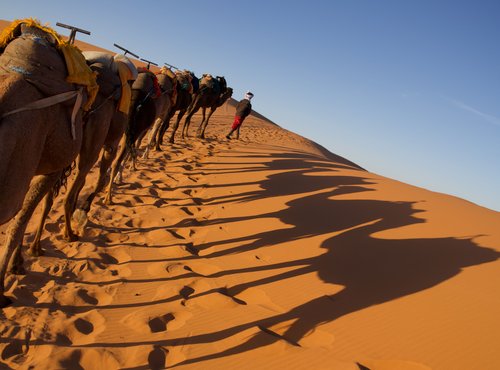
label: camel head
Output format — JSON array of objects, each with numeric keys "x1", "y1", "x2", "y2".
[
  {"x1": 216, "y1": 76, "x2": 227, "y2": 94},
  {"x1": 217, "y1": 87, "x2": 233, "y2": 107}
]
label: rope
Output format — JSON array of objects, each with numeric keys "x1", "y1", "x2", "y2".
[{"x1": 1, "y1": 89, "x2": 84, "y2": 140}]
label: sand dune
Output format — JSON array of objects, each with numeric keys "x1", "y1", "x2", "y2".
[{"x1": 1, "y1": 19, "x2": 500, "y2": 370}]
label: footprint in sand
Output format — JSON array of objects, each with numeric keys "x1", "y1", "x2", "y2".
[
  {"x1": 148, "y1": 310, "x2": 193, "y2": 333},
  {"x1": 54, "y1": 285, "x2": 115, "y2": 307},
  {"x1": 153, "y1": 198, "x2": 167, "y2": 207},
  {"x1": 65, "y1": 310, "x2": 106, "y2": 345},
  {"x1": 149, "y1": 188, "x2": 160, "y2": 197},
  {"x1": 148, "y1": 262, "x2": 188, "y2": 278},
  {"x1": 122, "y1": 309, "x2": 192, "y2": 336},
  {"x1": 98, "y1": 246, "x2": 131, "y2": 265},
  {"x1": 170, "y1": 226, "x2": 194, "y2": 240},
  {"x1": 183, "y1": 243, "x2": 199, "y2": 256},
  {"x1": 148, "y1": 345, "x2": 186, "y2": 369},
  {"x1": 1, "y1": 339, "x2": 23, "y2": 361},
  {"x1": 73, "y1": 258, "x2": 131, "y2": 281},
  {"x1": 180, "y1": 206, "x2": 194, "y2": 216},
  {"x1": 148, "y1": 345, "x2": 167, "y2": 370},
  {"x1": 180, "y1": 286, "x2": 195, "y2": 299},
  {"x1": 182, "y1": 189, "x2": 193, "y2": 196}
]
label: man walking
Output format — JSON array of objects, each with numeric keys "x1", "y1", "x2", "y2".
[{"x1": 226, "y1": 91, "x2": 254, "y2": 139}]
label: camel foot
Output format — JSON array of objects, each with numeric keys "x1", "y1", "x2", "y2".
[
  {"x1": 155, "y1": 146, "x2": 162, "y2": 152},
  {"x1": 0, "y1": 295, "x2": 12, "y2": 308},
  {"x1": 10, "y1": 262, "x2": 25, "y2": 276},
  {"x1": 8, "y1": 249, "x2": 26, "y2": 275},
  {"x1": 64, "y1": 232, "x2": 79, "y2": 243},
  {"x1": 27, "y1": 245, "x2": 44, "y2": 257}
]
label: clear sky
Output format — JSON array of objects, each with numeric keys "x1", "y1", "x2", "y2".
[{"x1": 2, "y1": 0, "x2": 499, "y2": 211}]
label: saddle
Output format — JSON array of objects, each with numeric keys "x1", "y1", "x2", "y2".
[
  {"x1": 174, "y1": 70, "x2": 192, "y2": 92},
  {"x1": 199, "y1": 73, "x2": 222, "y2": 95},
  {"x1": 83, "y1": 51, "x2": 137, "y2": 113},
  {"x1": 0, "y1": 18, "x2": 98, "y2": 109}
]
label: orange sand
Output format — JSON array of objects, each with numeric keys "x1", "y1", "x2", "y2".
[{"x1": 1, "y1": 19, "x2": 500, "y2": 370}]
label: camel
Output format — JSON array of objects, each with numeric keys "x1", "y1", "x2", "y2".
[
  {"x1": 141, "y1": 67, "x2": 177, "y2": 158},
  {"x1": 181, "y1": 75, "x2": 233, "y2": 139},
  {"x1": 0, "y1": 20, "x2": 97, "y2": 306},
  {"x1": 104, "y1": 67, "x2": 175, "y2": 205},
  {"x1": 15, "y1": 52, "x2": 138, "y2": 263},
  {"x1": 152, "y1": 70, "x2": 196, "y2": 146}
]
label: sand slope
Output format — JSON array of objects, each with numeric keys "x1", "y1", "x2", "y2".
[{"x1": 1, "y1": 19, "x2": 500, "y2": 370}]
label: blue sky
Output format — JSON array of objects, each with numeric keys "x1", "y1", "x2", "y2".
[{"x1": 2, "y1": 0, "x2": 499, "y2": 211}]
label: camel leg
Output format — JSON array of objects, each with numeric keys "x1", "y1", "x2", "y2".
[
  {"x1": 143, "y1": 117, "x2": 162, "y2": 158},
  {"x1": 157, "y1": 112, "x2": 174, "y2": 148},
  {"x1": 169, "y1": 110, "x2": 186, "y2": 143},
  {"x1": 196, "y1": 107, "x2": 207, "y2": 138},
  {"x1": 183, "y1": 106, "x2": 200, "y2": 138},
  {"x1": 236, "y1": 126, "x2": 241, "y2": 140},
  {"x1": 26, "y1": 191, "x2": 54, "y2": 259},
  {"x1": 105, "y1": 135, "x2": 128, "y2": 205},
  {"x1": 0, "y1": 172, "x2": 61, "y2": 307},
  {"x1": 62, "y1": 161, "x2": 94, "y2": 242},
  {"x1": 182, "y1": 115, "x2": 192, "y2": 139},
  {"x1": 82, "y1": 145, "x2": 117, "y2": 212},
  {"x1": 197, "y1": 107, "x2": 215, "y2": 139}
]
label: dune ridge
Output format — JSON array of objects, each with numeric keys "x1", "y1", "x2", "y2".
[{"x1": 1, "y1": 19, "x2": 500, "y2": 370}]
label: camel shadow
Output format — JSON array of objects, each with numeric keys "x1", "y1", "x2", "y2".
[{"x1": 165, "y1": 158, "x2": 499, "y2": 366}]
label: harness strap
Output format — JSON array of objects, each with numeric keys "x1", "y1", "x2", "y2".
[
  {"x1": 1, "y1": 89, "x2": 84, "y2": 140},
  {"x1": 83, "y1": 87, "x2": 119, "y2": 120}
]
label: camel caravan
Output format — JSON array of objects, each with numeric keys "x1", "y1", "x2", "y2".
[{"x1": 0, "y1": 19, "x2": 233, "y2": 307}]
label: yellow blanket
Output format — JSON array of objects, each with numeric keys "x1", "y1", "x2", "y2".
[{"x1": 116, "y1": 61, "x2": 133, "y2": 114}]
